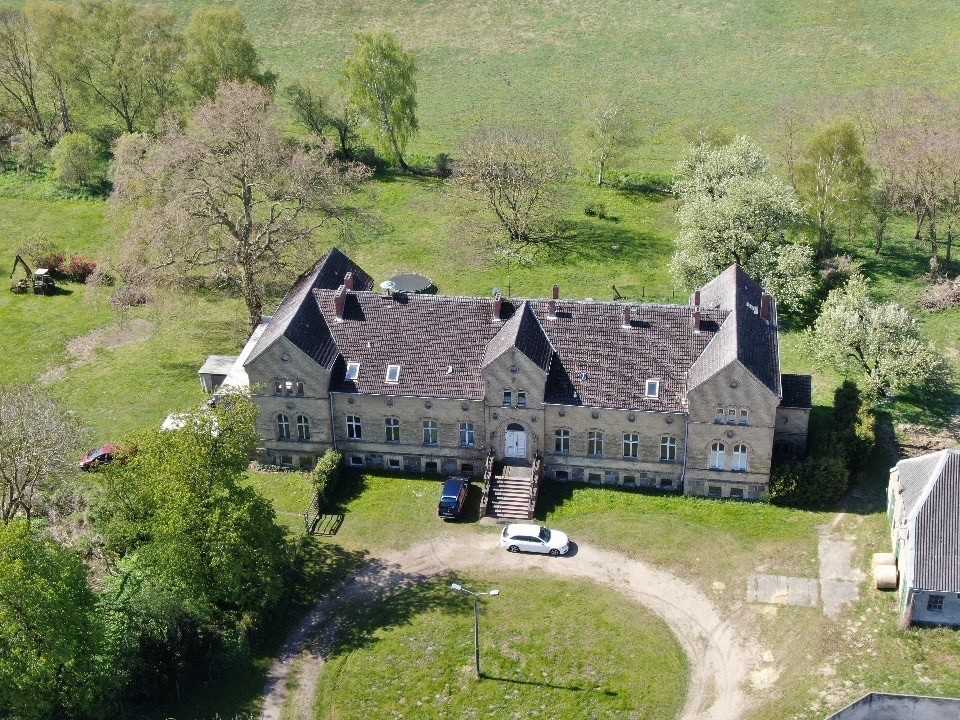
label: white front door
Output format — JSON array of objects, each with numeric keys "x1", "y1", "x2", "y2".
[{"x1": 505, "y1": 429, "x2": 527, "y2": 458}]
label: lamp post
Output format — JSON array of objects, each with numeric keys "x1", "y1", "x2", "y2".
[{"x1": 450, "y1": 583, "x2": 500, "y2": 679}]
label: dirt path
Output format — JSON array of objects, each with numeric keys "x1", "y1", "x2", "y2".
[
  {"x1": 38, "y1": 319, "x2": 155, "y2": 385},
  {"x1": 261, "y1": 534, "x2": 766, "y2": 720}
]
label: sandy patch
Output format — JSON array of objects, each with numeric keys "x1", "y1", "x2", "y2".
[{"x1": 38, "y1": 319, "x2": 155, "y2": 385}]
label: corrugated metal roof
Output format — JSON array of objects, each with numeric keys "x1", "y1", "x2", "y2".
[{"x1": 913, "y1": 450, "x2": 960, "y2": 593}]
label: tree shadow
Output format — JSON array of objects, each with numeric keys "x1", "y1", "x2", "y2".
[
  {"x1": 480, "y1": 673, "x2": 613, "y2": 694},
  {"x1": 891, "y1": 383, "x2": 960, "y2": 431}
]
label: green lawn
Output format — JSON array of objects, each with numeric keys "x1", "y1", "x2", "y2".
[{"x1": 313, "y1": 573, "x2": 687, "y2": 720}]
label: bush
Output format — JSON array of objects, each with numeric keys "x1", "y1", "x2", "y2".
[
  {"x1": 918, "y1": 276, "x2": 960, "y2": 311},
  {"x1": 433, "y1": 152, "x2": 453, "y2": 178},
  {"x1": 584, "y1": 201, "x2": 608, "y2": 218},
  {"x1": 11, "y1": 132, "x2": 48, "y2": 173},
  {"x1": 63, "y1": 256, "x2": 97, "y2": 282},
  {"x1": 769, "y1": 452, "x2": 848, "y2": 508},
  {"x1": 608, "y1": 171, "x2": 673, "y2": 195},
  {"x1": 50, "y1": 132, "x2": 103, "y2": 189},
  {"x1": 310, "y1": 450, "x2": 343, "y2": 510}
]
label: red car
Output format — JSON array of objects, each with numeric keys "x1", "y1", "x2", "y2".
[{"x1": 80, "y1": 444, "x2": 118, "y2": 471}]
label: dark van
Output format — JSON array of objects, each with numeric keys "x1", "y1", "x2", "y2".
[{"x1": 438, "y1": 476, "x2": 469, "y2": 520}]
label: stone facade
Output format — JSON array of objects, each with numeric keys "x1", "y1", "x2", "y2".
[{"x1": 220, "y1": 250, "x2": 812, "y2": 499}]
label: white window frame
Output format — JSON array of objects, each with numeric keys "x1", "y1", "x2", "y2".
[
  {"x1": 516, "y1": 391, "x2": 527, "y2": 408},
  {"x1": 384, "y1": 416, "x2": 400, "y2": 443},
  {"x1": 732, "y1": 443, "x2": 748, "y2": 472},
  {"x1": 645, "y1": 379, "x2": 660, "y2": 398},
  {"x1": 385, "y1": 365, "x2": 401, "y2": 383},
  {"x1": 660, "y1": 435, "x2": 676, "y2": 461},
  {"x1": 422, "y1": 419, "x2": 438, "y2": 446},
  {"x1": 715, "y1": 406, "x2": 725, "y2": 423},
  {"x1": 739, "y1": 408, "x2": 749, "y2": 425},
  {"x1": 349, "y1": 455, "x2": 364, "y2": 467},
  {"x1": 502, "y1": 389, "x2": 512, "y2": 407},
  {"x1": 276, "y1": 413, "x2": 290, "y2": 441},
  {"x1": 345, "y1": 362, "x2": 360, "y2": 381},
  {"x1": 623, "y1": 433, "x2": 640, "y2": 458},
  {"x1": 346, "y1": 415, "x2": 362, "y2": 440},
  {"x1": 459, "y1": 422, "x2": 475, "y2": 448},
  {"x1": 296, "y1": 415, "x2": 311, "y2": 441},
  {"x1": 554, "y1": 428, "x2": 570, "y2": 455},
  {"x1": 588, "y1": 430, "x2": 603, "y2": 457},
  {"x1": 726, "y1": 406, "x2": 737, "y2": 424},
  {"x1": 710, "y1": 442, "x2": 726, "y2": 469}
]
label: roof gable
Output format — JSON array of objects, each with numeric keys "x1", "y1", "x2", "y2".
[{"x1": 482, "y1": 301, "x2": 553, "y2": 371}]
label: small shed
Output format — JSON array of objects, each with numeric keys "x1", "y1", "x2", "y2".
[{"x1": 198, "y1": 355, "x2": 238, "y2": 393}]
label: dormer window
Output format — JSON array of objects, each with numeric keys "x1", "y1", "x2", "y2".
[
  {"x1": 645, "y1": 379, "x2": 660, "y2": 398},
  {"x1": 385, "y1": 365, "x2": 401, "y2": 384},
  {"x1": 345, "y1": 362, "x2": 360, "y2": 381}
]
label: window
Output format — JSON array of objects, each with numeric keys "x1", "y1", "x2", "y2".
[
  {"x1": 424, "y1": 460, "x2": 438, "y2": 473},
  {"x1": 732, "y1": 444, "x2": 748, "y2": 472},
  {"x1": 928, "y1": 594, "x2": 944, "y2": 612},
  {"x1": 715, "y1": 406, "x2": 725, "y2": 422},
  {"x1": 276, "y1": 413, "x2": 290, "y2": 441},
  {"x1": 623, "y1": 433, "x2": 640, "y2": 458},
  {"x1": 588, "y1": 472, "x2": 603, "y2": 484},
  {"x1": 726, "y1": 406, "x2": 737, "y2": 424},
  {"x1": 516, "y1": 391, "x2": 527, "y2": 408},
  {"x1": 710, "y1": 442, "x2": 725, "y2": 469},
  {"x1": 279, "y1": 454, "x2": 293, "y2": 468},
  {"x1": 423, "y1": 420, "x2": 438, "y2": 446},
  {"x1": 384, "y1": 417, "x2": 400, "y2": 443},
  {"x1": 659, "y1": 478, "x2": 673, "y2": 488},
  {"x1": 588, "y1": 430, "x2": 604, "y2": 457},
  {"x1": 349, "y1": 455, "x2": 364, "y2": 467},
  {"x1": 502, "y1": 389, "x2": 512, "y2": 407},
  {"x1": 296, "y1": 381, "x2": 305, "y2": 396},
  {"x1": 459, "y1": 422, "x2": 475, "y2": 448},
  {"x1": 739, "y1": 408, "x2": 749, "y2": 425},
  {"x1": 555, "y1": 470, "x2": 569, "y2": 481},
  {"x1": 645, "y1": 379, "x2": 660, "y2": 398},
  {"x1": 554, "y1": 428, "x2": 570, "y2": 455},
  {"x1": 461, "y1": 463, "x2": 474, "y2": 473},
  {"x1": 388, "y1": 456, "x2": 401, "y2": 469},
  {"x1": 729, "y1": 487, "x2": 744, "y2": 498},
  {"x1": 299, "y1": 456, "x2": 315, "y2": 470},
  {"x1": 283, "y1": 379, "x2": 294, "y2": 395},
  {"x1": 708, "y1": 485, "x2": 722, "y2": 498},
  {"x1": 346, "y1": 415, "x2": 362, "y2": 440},
  {"x1": 296, "y1": 415, "x2": 311, "y2": 441},
  {"x1": 273, "y1": 380, "x2": 283, "y2": 395},
  {"x1": 660, "y1": 435, "x2": 676, "y2": 461},
  {"x1": 622, "y1": 475, "x2": 636, "y2": 485},
  {"x1": 385, "y1": 365, "x2": 401, "y2": 383},
  {"x1": 605, "y1": 471, "x2": 619, "y2": 485},
  {"x1": 345, "y1": 362, "x2": 360, "y2": 381}
]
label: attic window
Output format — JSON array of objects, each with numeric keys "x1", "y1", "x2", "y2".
[
  {"x1": 345, "y1": 362, "x2": 360, "y2": 381},
  {"x1": 385, "y1": 365, "x2": 401, "y2": 384},
  {"x1": 645, "y1": 379, "x2": 660, "y2": 398}
]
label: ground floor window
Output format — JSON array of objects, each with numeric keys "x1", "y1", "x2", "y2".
[
  {"x1": 659, "y1": 478, "x2": 672, "y2": 488},
  {"x1": 729, "y1": 487, "x2": 744, "y2": 498},
  {"x1": 461, "y1": 463, "x2": 474, "y2": 473},
  {"x1": 278, "y1": 454, "x2": 293, "y2": 468},
  {"x1": 928, "y1": 594, "x2": 945, "y2": 612},
  {"x1": 605, "y1": 471, "x2": 618, "y2": 484},
  {"x1": 554, "y1": 469, "x2": 569, "y2": 481},
  {"x1": 424, "y1": 460, "x2": 439, "y2": 473},
  {"x1": 708, "y1": 485, "x2": 722, "y2": 498},
  {"x1": 349, "y1": 455, "x2": 364, "y2": 467},
  {"x1": 622, "y1": 475, "x2": 636, "y2": 485},
  {"x1": 387, "y1": 456, "x2": 401, "y2": 469},
  {"x1": 588, "y1": 472, "x2": 602, "y2": 484},
  {"x1": 299, "y1": 456, "x2": 315, "y2": 471}
]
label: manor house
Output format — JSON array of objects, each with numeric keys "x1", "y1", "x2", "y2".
[{"x1": 209, "y1": 248, "x2": 811, "y2": 502}]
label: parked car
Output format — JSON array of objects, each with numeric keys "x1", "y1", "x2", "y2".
[
  {"x1": 500, "y1": 523, "x2": 570, "y2": 556},
  {"x1": 80, "y1": 444, "x2": 118, "y2": 471},
  {"x1": 437, "y1": 476, "x2": 470, "y2": 519}
]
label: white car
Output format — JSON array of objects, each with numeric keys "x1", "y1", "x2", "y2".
[{"x1": 500, "y1": 523, "x2": 570, "y2": 556}]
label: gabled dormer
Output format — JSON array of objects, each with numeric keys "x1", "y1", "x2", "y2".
[{"x1": 481, "y1": 300, "x2": 554, "y2": 408}]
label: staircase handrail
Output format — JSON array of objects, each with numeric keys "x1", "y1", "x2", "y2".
[
  {"x1": 528, "y1": 452, "x2": 543, "y2": 518},
  {"x1": 478, "y1": 449, "x2": 495, "y2": 518}
]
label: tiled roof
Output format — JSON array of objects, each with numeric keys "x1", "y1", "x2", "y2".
[
  {"x1": 689, "y1": 265, "x2": 781, "y2": 397},
  {"x1": 781, "y1": 374, "x2": 812, "y2": 408},
  {"x1": 482, "y1": 301, "x2": 554, "y2": 371},
  {"x1": 313, "y1": 289, "x2": 723, "y2": 411},
  {"x1": 247, "y1": 248, "x2": 371, "y2": 365},
  {"x1": 908, "y1": 449, "x2": 960, "y2": 593}
]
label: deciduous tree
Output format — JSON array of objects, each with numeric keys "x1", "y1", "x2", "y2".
[
  {"x1": 111, "y1": 81, "x2": 370, "y2": 331},
  {"x1": 452, "y1": 127, "x2": 572, "y2": 259},
  {"x1": 671, "y1": 136, "x2": 815, "y2": 311},
  {"x1": 285, "y1": 82, "x2": 359, "y2": 157},
  {"x1": 810, "y1": 273, "x2": 948, "y2": 401},
  {"x1": 0, "y1": 9, "x2": 52, "y2": 142},
  {"x1": 50, "y1": 130, "x2": 101, "y2": 188},
  {"x1": 0, "y1": 385, "x2": 82, "y2": 524},
  {"x1": 581, "y1": 96, "x2": 634, "y2": 186},
  {"x1": 343, "y1": 31, "x2": 417, "y2": 170}
]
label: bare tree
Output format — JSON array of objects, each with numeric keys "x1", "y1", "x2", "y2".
[
  {"x1": 111, "y1": 81, "x2": 371, "y2": 330},
  {"x1": 0, "y1": 385, "x2": 82, "y2": 524},
  {"x1": 582, "y1": 96, "x2": 634, "y2": 186},
  {"x1": 452, "y1": 127, "x2": 572, "y2": 258}
]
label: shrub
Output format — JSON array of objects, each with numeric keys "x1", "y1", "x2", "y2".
[
  {"x1": 918, "y1": 276, "x2": 960, "y2": 311},
  {"x1": 433, "y1": 152, "x2": 453, "y2": 178},
  {"x1": 63, "y1": 256, "x2": 97, "y2": 282},
  {"x1": 584, "y1": 201, "x2": 608, "y2": 218},
  {"x1": 11, "y1": 132, "x2": 48, "y2": 173},
  {"x1": 769, "y1": 452, "x2": 849, "y2": 508},
  {"x1": 310, "y1": 450, "x2": 343, "y2": 510},
  {"x1": 50, "y1": 132, "x2": 103, "y2": 189},
  {"x1": 819, "y1": 254, "x2": 861, "y2": 294},
  {"x1": 609, "y1": 171, "x2": 673, "y2": 195}
]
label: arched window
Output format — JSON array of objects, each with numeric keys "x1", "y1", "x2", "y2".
[
  {"x1": 732, "y1": 444, "x2": 748, "y2": 472},
  {"x1": 296, "y1": 415, "x2": 311, "y2": 441},
  {"x1": 710, "y1": 442, "x2": 725, "y2": 469},
  {"x1": 660, "y1": 435, "x2": 676, "y2": 461},
  {"x1": 276, "y1": 413, "x2": 290, "y2": 441}
]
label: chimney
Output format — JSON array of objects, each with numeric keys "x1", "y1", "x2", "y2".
[
  {"x1": 690, "y1": 308, "x2": 701, "y2": 333},
  {"x1": 343, "y1": 271, "x2": 355, "y2": 291},
  {"x1": 760, "y1": 293, "x2": 772, "y2": 322},
  {"x1": 622, "y1": 306, "x2": 631, "y2": 328},
  {"x1": 493, "y1": 293, "x2": 503, "y2": 322},
  {"x1": 333, "y1": 285, "x2": 346, "y2": 320},
  {"x1": 547, "y1": 299, "x2": 557, "y2": 319},
  {"x1": 693, "y1": 289, "x2": 701, "y2": 307},
  {"x1": 552, "y1": 284, "x2": 560, "y2": 300}
]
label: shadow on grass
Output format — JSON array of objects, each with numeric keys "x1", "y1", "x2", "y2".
[
  {"x1": 480, "y1": 672, "x2": 613, "y2": 694},
  {"x1": 534, "y1": 480, "x2": 680, "y2": 520},
  {"x1": 890, "y1": 383, "x2": 960, "y2": 431}
]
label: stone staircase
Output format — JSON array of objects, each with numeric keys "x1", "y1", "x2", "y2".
[{"x1": 484, "y1": 455, "x2": 543, "y2": 521}]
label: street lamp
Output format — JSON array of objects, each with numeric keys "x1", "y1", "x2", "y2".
[{"x1": 450, "y1": 583, "x2": 500, "y2": 679}]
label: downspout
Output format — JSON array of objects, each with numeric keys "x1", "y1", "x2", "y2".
[
  {"x1": 328, "y1": 393, "x2": 338, "y2": 451},
  {"x1": 681, "y1": 412, "x2": 690, "y2": 494}
]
